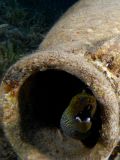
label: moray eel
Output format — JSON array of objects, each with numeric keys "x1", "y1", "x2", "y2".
[{"x1": 60, "y1": 92, "x2": 98, "y2": 145}]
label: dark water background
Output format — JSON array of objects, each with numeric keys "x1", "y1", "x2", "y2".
[{"x1": 0, "y1": 0, "x2": 78, "y2": 76}]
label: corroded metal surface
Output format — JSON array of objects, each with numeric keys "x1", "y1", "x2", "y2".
[{"x1": 0, "y1": 0, "x2": 120, "y2": 159}]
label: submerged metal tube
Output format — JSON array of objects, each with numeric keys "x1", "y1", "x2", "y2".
[{"x1": 0, "y1": 0, "x2": 120, "y2": 159}]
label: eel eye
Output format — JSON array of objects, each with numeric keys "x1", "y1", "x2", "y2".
[{"x1": 86, "y1": 105, "x2": 93, "y2": 112}]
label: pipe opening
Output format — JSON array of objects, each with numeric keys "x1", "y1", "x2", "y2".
[{"x1": 18, "y1": 69, "x2": 101, "y2": 148}]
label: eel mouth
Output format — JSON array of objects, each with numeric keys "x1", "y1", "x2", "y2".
[{"x1": 18, "y1": 69, "x2": 102, "y2": 148}]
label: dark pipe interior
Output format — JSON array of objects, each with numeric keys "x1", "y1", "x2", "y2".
[{"x1": 18, "y1": 69, "x2": 101, "y2": 148}]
